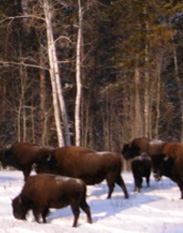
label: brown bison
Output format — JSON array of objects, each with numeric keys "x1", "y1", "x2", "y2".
[
  {"x1": 36, "y1": 146, "x2": 129, "y2": 199},
  {"x1": 122, "y1": 137, "x2": 183, "y2": 198},
  {"x1": 130, "y1": 153, "x2": 151, "y2": 192},
  {"x1": 151, "y1": 152, "x2": 183, "y2": 199},
  {"x1": 0, "y1": 142, "x2": 54, "y2": 181},
  {"x1": 122, "y1": 137, "x2": 165, "y2": 160},
  {"x1": 12, "y1": 174, "x2": 92, "y2": 227}
]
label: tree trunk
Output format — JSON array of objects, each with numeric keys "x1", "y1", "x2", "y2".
[
  {"x1": 39, "y1": 59, "x2": 47, "y2": 145},
  {"x1": 144, "y1": 43, "x2": 150, "y2": 138},
  {"x1": 154, "y1": 61, "x2": 161, "y2": 139},
  {"x1": 17, "y1": 66, "x2": 26, "y2": 142},
  {"x1": 75, "y1": 0, "x2": 82, "y2": 146},
  {"x1": 31, "y1": 98, "x2": 35, "y2": 143},
  {"x1": 134, "y1": 66, "x2": 143, "y2": 137},
  {"x1": 43, "y1": 0, "x2": 71, "y2": 146}
]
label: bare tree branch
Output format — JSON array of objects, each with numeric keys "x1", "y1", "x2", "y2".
[
  {"x1": 0, "y1": 60, "x2": 48, "y2": 71},
  {"x1": 0, "y1": 15, "x2": 45, "y2": 25}
]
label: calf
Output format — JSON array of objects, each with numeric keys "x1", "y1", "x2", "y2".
[
  {"x1": 131, "y1": 153, "x2": 151, "y2": 192},
  {"x1": 12, "y1": 174, "x2": 92, "y2": 227}
]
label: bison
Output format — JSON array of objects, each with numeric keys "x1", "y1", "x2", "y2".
[
  {"x1": 12, "y1": 174, "x2": 92, "y2": 227},
  {"x1": 151, "y1": 153, "x2": 183, "y2": 199},
  {"x1": 122, "y1": 137, "x2": 183, "y2": 198},
  {"x1": 0, "y1": 142, "x2": 54, "y2": 181},
  {"x1": 122, "y1": 137, "x2": 165, "y2": 160},
  {"x1": 130, "y1": 153, "x2": 151, "y2": 192},
  {"x1": 35, "y1": 146, "x2": 129, "y2": 199}
]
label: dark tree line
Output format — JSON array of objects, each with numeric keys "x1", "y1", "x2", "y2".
[{"x1": 0, "y1": 0, "x2": 183, "y2": 154}]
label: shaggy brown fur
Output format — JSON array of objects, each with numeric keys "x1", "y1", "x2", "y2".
[
  {"x1": 36, "y1": 146, "x2": 129, "y2": 199},
  {"x1": 12, "y1": 174, "x2": 92, "y2": 227},
  {"x1": 122, "y1": 137, "x2": 183, "y2": 199},
  {"x1": 0, "y1": 142, "x2": 54, "y2": 180}
]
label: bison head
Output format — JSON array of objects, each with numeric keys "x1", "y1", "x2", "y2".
[
  {"x1": 12, "y1": 196, "x2": 29, "y2": 220},
  {"x1": 35, "y1": 153, "x2": 57, "y2": 174},
  {"x1": 151, "y1": 153, "x2": 175, "y2": 181},
  {"x1": 122, "y1": 143, "x2": 141, "y2": 160},
  {"x1": 122, "y1": 138, "x2": 152, "y2": 160}
]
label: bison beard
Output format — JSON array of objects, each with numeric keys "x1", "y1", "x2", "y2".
[{"x1": 12, "y1": 174, "x2": 92, "y2": 227}]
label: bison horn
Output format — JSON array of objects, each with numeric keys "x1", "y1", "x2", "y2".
[
  {"x1": 164, "y1": 154, "x2": 170, "y2": 161},
  {"x1": 5, "y1": 144, "x2": 11, "y2": 149},
  {"x1": 18, "y1": 196, "x2": 22, "y2": 204},
  {"x1": 47, "y1": 154, "x2": 52, "y2": 161}
]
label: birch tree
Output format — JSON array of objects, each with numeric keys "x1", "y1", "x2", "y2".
[
  {"x1": 43, "y1": 0, "x2": 71, "y2": 146},
  {"x1": 75, "y1": 0, "x2": 82, "y2": 146}
]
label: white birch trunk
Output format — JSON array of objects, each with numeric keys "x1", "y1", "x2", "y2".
[
  {"x1": 43, "y1": 0, "x2": 71, "y2": 146},
  {"x1": 75, "y1": 0, "x2": 82, "y2": 146},
  {"x1": 43, "y1": 0, "x2": 65, "y2": 147}
]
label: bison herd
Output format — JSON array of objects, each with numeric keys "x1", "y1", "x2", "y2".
[{"x1": 0, "y1": 137, "x2": 183, "y2": 227}]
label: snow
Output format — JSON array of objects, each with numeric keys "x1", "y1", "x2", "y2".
[{"x1": 0, "y1": 170, "x2": 183, "y2": 233}]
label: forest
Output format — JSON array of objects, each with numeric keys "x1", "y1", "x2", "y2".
[{"x1": 0, "y1": 0, "x2": 183, "y2": 154}]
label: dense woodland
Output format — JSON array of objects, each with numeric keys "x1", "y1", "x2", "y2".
[{"x1": 0, "y1": 0, "x2": 183, "y2": 153}]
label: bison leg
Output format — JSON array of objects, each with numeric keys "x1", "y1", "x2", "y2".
[
  {"x1": 134, "y1": 176, "x2": 142, "y2": 192},
  {"x1": 42, "y1": 208, "x2": 49, "y2": 223},
  {"x1": 33, "y1": 210, "x2": 41, "y2": 223},
  {"x1": 115, "y1": 175, "x2": 129, "y2": 199},
  {"x1": 134, "y1": 180, "x2": 140, "y2": 193},
  {"x1": 23, "y1": 166, "x2": 32, "y2": 181},
  {"x1": 146, "y1": 174, "x2": 150, "y2": 187},
  {"x1": 177, "y1": 182, "x2": 183, "y2": 199},
  {"x1": 70, "y1": 202, "x2": 80, "y2": 227},
  {"x1": 106, "y1": 178, "x2": 115, "y2": 199},
  {"x1": 80, "y1": 199, "x2": 92, "y2": 224},
  {"x1": 32, "y1": 207, "x2": 43, "y2": 223}
]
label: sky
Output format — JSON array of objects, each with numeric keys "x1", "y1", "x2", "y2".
[{"x1": 0, "y1": 170, "x2": 183, "y2": 233}]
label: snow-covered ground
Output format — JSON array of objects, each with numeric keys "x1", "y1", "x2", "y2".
[{"x1": 0, "y1": 170, "x2": 183, "y2": 233}]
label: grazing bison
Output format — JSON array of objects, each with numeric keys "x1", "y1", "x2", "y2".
[
  {"x1": 122, "y1": 137, "x2": 183, "y2": 198},
  {"x1": 12, "y1": 174, "x2": 92, "y2": 227},
  {"x1": 130, "y1": 153, "x2": 151, "y2": 192},
  {"x1": 36, "y1": 146, "x2": 129, "y2": 199},
  {"x1": 0, "y1": 142, "x2": 54, "y2": 181}
]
